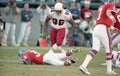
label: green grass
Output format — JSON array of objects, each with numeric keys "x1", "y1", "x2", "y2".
[{"x1": 0, "y1": 46, "x2": 120, "y2": 76}]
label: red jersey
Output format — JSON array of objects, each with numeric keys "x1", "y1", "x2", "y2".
[
  {"x1": 96, "y1": 2, "x2": 116, "y2": 27},
  {"x1": 22, "y1": 50, "x2": 44, "y2": 64},
  {"x1": 112, "y1": 9, "x2": 120, "y2": 30}
]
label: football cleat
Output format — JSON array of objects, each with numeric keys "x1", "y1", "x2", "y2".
[
  {"x1": 65, "y1": 59, "x2": 71, "y2": 66},
  {"x1": 79, "y1": 66, "x2": 90, "y2": 75},
  {"x1": 70, "y1": 59, "x2": 76, "y2": 63},
  {"x1": 107, "y1": 70, "x2": 116, "y2": 75}
]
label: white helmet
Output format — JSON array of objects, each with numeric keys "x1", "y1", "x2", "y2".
[{"x1": 54, "y1": 3, "x2": 63, "y2": 11}]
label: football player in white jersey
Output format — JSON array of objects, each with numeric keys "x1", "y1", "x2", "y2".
[{"x1": 43, "y1": 2, "x2": 75, "y2": 52}]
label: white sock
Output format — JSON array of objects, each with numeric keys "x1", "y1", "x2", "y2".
[
  {"x1": 106, "y1": 60, "x2": 112, "y2": 72},
  {"x1": 81, "y1": 54, "x2": 92, "y2": 68}
]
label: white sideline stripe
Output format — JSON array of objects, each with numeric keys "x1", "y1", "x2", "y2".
[
  {"x1": 0, "y1": 47, "x2": 50, "y2": 50},
  {"x1": 0, "y1": 59, "x2": 19, "y2": 62}
]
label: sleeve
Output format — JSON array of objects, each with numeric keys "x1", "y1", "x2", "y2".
[
  {"x1": 4, "y1": 6, "x2": 10, "y2": 15},
  {"x1": 29, "y1": 11, "x2": 33, "y2": 19},
  {"x1": 64, "y1": 9, "x2": 72, "y2": 21},
  {"x1": 36, "y1": 6, "x2": 42, "y2": 14}
]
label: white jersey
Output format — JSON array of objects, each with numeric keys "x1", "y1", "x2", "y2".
[{"x1": 48, "y1": 9, "x2": 72, "y2": 29}]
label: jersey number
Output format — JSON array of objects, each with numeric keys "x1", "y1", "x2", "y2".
[{"x1": 52, "y1": 18, "x2": 65, "y2": 26}]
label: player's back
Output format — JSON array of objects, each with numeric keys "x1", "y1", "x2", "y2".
[
  {"x1": 96, "y1": 2, "x2": 115, "y2": 27},
  {"x1": 22, "y1": 50, "x2": 44, "y2": 64}
]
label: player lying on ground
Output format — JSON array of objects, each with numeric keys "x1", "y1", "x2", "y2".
[{"x1": 18, "y1": 48, "x2": 80, "y2": 66}]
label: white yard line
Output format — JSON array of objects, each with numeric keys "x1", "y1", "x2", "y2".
[{"x1": 0, "y1": 59, "x2": 19, "y2": 62}]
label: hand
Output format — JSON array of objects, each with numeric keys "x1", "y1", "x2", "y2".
[{"x1": 16, "y1": 7, "x2": 20, "y2": 13}]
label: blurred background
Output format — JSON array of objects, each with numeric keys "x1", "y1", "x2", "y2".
[{"x1": 0, "y1": 0, "x2": 120, "y2": 46}]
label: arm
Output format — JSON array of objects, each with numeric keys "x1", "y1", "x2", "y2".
[
  {"x1": 15, "y1": 6, "x2": 20, "y2": 14},
  {"x1": 29, "y1": 11, "x2": 33, "y2": 19},
  {"x1": 4, "y1": 6, "x2": 10, "y2": 15},
  {"x1": 36, "y1": 6, "x2": 42, "y2": 14},
  {"x1": 67, "y1": 18, "x2": 76, "y2": 39},
  {"x1": 107, "y1": 10, "x2": 116, "y2": 23}
]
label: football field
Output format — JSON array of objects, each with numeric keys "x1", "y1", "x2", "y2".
[{"x1": 0, "y1": 46, "x2": 119, "y2": 76}]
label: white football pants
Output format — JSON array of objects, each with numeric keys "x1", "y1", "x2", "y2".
[
  {"x1": 92, "y1": 24, "x2": 112, "y2": 53},
  {"x1": 43, "y1": 49, "x2": 67, "y2": 66}
]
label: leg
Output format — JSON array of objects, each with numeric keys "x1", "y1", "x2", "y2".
[
  {"x1": 48, "y1": 48, "x2": 73, "y2": 60},
  {"x1": 2, "y1": 22, "x2": 11, "y2": 46},
  {"x1": 101, "y1": 27, "x2": 115, "y2": 75},
  {"x1": 17, "y1": 22, "x2": 27, "y2": 45},
  {"x1": 50, "y1": 26, "x2": 57, "y2": 46},
  {"x1": 50, "y1": 28, "x2": 66, "y2": 52},
  {"x1": 79, "y1": 36, "x2": 100, "y2": 74},
  {"x1": 43, "y1": 52, "x2": 69, "y2": 66},
  {"x1": 79, "y1": 25, "x2": 102, "y2": 74},
  {"x1": 10, "y1": 23, "x2": 16, "y2": 46},
  {"x1": 23, "y1": 22, "x2": 31, "y2": 46},
  {"x1": 56, "y1": 28, "x2": 65, "y2": 52},
  {"x1": 54, "y1": 49, "x2": 74, "y2": 59}
]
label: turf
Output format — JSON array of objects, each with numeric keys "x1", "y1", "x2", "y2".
[{"x1": 0, "y1": 46, "x2": 120, "y2": 76}]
